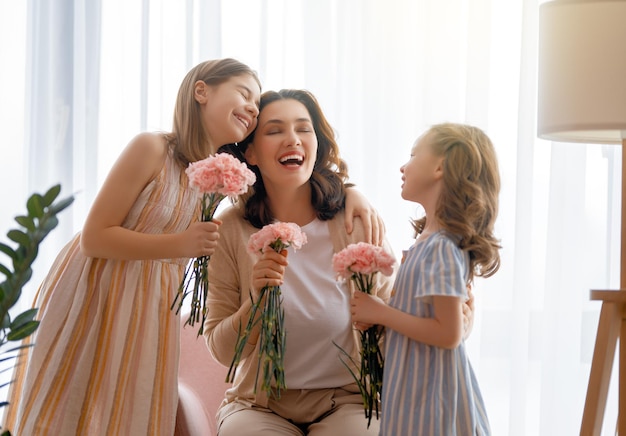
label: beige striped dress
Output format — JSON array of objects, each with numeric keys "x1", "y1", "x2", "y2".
[{"x1": 3, "y1": 149, "x2": 200, "y2": 435}]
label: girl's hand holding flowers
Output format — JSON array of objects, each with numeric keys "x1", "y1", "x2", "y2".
[
  {"x1": 350, "y1": 291, "x2": 386, "y2": 327},
  {"x1": 332, "y1": 242, "x2": 395, "y2": 428},
  {"x1": 180, "y1": 219, "x2": 222, "y2": 258},
  {"x1": 171, "y1": 153, "x2": 255, "y2": 337}
]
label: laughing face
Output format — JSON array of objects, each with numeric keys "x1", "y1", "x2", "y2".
[
  {"x1": 196, "y1": 73, "x2": 261, "y2": 148},
  {"x1": 244, "y1": 98, "x2": 318, "y2": 193}
]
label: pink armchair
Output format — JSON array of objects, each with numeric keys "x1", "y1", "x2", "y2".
[{"x1": 175, "y1": 317, "x2": 230, "y2": 436}]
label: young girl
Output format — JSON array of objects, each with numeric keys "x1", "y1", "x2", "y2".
[
  {"x1": 204, "y1": 89, "x2": 397, "y2": 435},
  {"x1": 350, "y1": 123, "x2": 500, "y2": 435},
  {"x1": 3, "y1": 60, "x2": 378, "y2": 435}
]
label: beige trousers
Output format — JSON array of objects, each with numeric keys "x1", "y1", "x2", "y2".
[{"x1": 216, "y1": 387, "x2": 380, "y2": 436}]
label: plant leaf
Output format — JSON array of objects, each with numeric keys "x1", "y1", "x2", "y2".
[
  {"x1": 14, "y1": 216, "x2": 35, "y2": 232},
  {"x1": 0, "y1": 342, "x2": 34, "y2": 358},
  {"x1": 42, "y1": 184, "x2": 61, "y2": 207},
  {"x1": 0, "y1": 264, "x2": 11, "y2": 278},
  {"x1": 7, "y1": 230, "x2": 29, "y2": 247},
  {"x1": 48, "y1": 196, "x2": 74, "y2": 215},
  {"x1": 8, "y1": 262, "x2": 32, "y2": 285},
  {"x1": 7, "y1": 320, "x2": 40, "y2": 341},
  {"x1": 1, "y1": 312, "x2": 11, "y2": 329},
  {"x1": 10, "y1": 308, "x2": 38, "y2": 329},
  {"x1": 26, "y1": 194, "x2": 44, "y2": 218},
  {"x1": 0, "y1": 243, "x2": 16, "y2": 261},
  {"x1": 40, "y1": 216, "x2": 59, "y2": 234}
]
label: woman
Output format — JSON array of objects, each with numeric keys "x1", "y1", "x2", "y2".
[{"x1": 204, "y1": 89, "x2": 396, "y2": 435}]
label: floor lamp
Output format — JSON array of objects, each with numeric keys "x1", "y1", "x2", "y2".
[{"x1": 537, "y1": 1, "x2": 626, "y2": 435}]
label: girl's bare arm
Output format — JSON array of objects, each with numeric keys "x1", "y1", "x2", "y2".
[
  {"x1": 80, "y1": 133, "x2": 220, "y2": 260},
  {"x1": 351, "y1": 292, "x2": 464, "y2": 349}
]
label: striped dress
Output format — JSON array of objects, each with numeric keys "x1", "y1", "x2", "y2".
[
  {"x1": 3, "y1": 149, "x2": 199, "y2": 435},
  {"x1": 381, "y1": 232, "x2": 491, "y2": 436}
]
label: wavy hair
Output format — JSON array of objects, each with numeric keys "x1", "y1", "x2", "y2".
[
  {"x1": 413, "y1": 123, "x2": 501, "y2": 281},
  {"x1": 224, "y1": 89, "x2": 351, "y2": 228},
  {"x1": 164, "y1": 58, "x2": 261, "y2": 168}
]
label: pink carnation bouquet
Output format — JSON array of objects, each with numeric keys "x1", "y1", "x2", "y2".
[
  {"x1": 171, "y1": 152, "x2": 256, "y2": 337},
  {"x1": 227, "y1": 222, "x2": 307, "y2": 399},
  {"x1": 332, "y1": 242, "x2": 395, "y2": 427}
]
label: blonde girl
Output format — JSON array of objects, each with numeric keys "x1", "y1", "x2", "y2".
[{"x1": 351, "y1": 123, "x2": 500, "y2": 435}]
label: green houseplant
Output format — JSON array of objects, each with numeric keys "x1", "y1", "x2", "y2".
[{"x1": 0, "y1": 184, "x2": 74, "y2": 435}]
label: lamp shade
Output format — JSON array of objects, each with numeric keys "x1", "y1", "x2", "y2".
[{"x1": 537, "y1": 0, "x2": 626, "y2": 144}]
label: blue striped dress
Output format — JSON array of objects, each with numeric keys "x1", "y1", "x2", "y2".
[{"x1": 380, "y1": 232, "x2": 490, "y2": 436}]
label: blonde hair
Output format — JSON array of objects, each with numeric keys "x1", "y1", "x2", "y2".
[
  {"x1": 164, "y1": 58, "x2": 260, "y2": 167},
  {"x1": 413, "y1": 123, "x2": 501, "y2": 281}
]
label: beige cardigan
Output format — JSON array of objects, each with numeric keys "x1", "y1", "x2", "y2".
[{"x1": 204, "y1": 203, "x2": 396, "y2": 408}]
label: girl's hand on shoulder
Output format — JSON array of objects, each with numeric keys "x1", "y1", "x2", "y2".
[
  {"x1": 350, "y1": 291, "x2": 386, "y2": 326},
  {"x1": 251, "y1": 249, "x2": 288, "y2": 299},
  {"x1": 344, "y1": 187, "x2": 385, "y2": 245},
  {"x1": 180, "y1": 219, "x2": 222, "y2": 258}
]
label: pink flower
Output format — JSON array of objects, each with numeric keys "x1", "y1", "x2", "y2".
[
  {"x1": 332, "y1": 242, "x2": 395, "y2": 281},
  {"x1": 172, "y1": 152, "x2": 256, "y2": 337},
  {"x1": 332, "y1": 242, "x2": 394, "y2": 427},
  {"x1": 228, "y1": 221, "x2": 307, "y2": 399},
  {"x1": 247, "y1": 222, "x2": 308, "y2": 256},
  {"x1": 186, "y1": 152, "x2": 256, "y2": 197}
]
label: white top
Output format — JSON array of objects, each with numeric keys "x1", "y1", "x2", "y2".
[{"x1": 281, "y1": 218, "x2": 355, "y2": 389}]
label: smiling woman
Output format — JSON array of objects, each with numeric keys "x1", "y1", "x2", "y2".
[
  {"x1": 246, "y1": 99, "x2": 317, "y2": 187},
  {"x1": 204, "y1": 89, "x2": 397, "y2": 436}
]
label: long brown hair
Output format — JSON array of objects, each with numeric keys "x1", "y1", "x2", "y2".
[
  {"x1": 164, "y1": 58, "x2": 261, "y2": 167},
  {"x1": 413, "y1": 123, "x2": 501, "y2": 281},
  {"x1": 228, "y1": 89, "x2": 352, "y2": 228}
]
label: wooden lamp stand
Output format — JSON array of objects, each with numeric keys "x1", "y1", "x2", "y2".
[{"x1": 580, "y1": 139, "x2": 626, "y2": 435}]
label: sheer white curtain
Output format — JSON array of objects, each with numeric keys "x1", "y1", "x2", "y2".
[{"x1": 0, "y1": 0, "x2": 620, "y2": 434}]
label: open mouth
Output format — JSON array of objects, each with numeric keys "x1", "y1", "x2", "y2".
[{"x1": 279, "y1": 154, "x2": 304, "y2": 166}]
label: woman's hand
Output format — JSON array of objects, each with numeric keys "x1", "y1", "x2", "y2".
[
  {"x1": 250, "y1": 249, "x2": 288, "y2": 299},
  {"x1": 344, "y1": 187, "x2": 385, "y2": 245}
]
